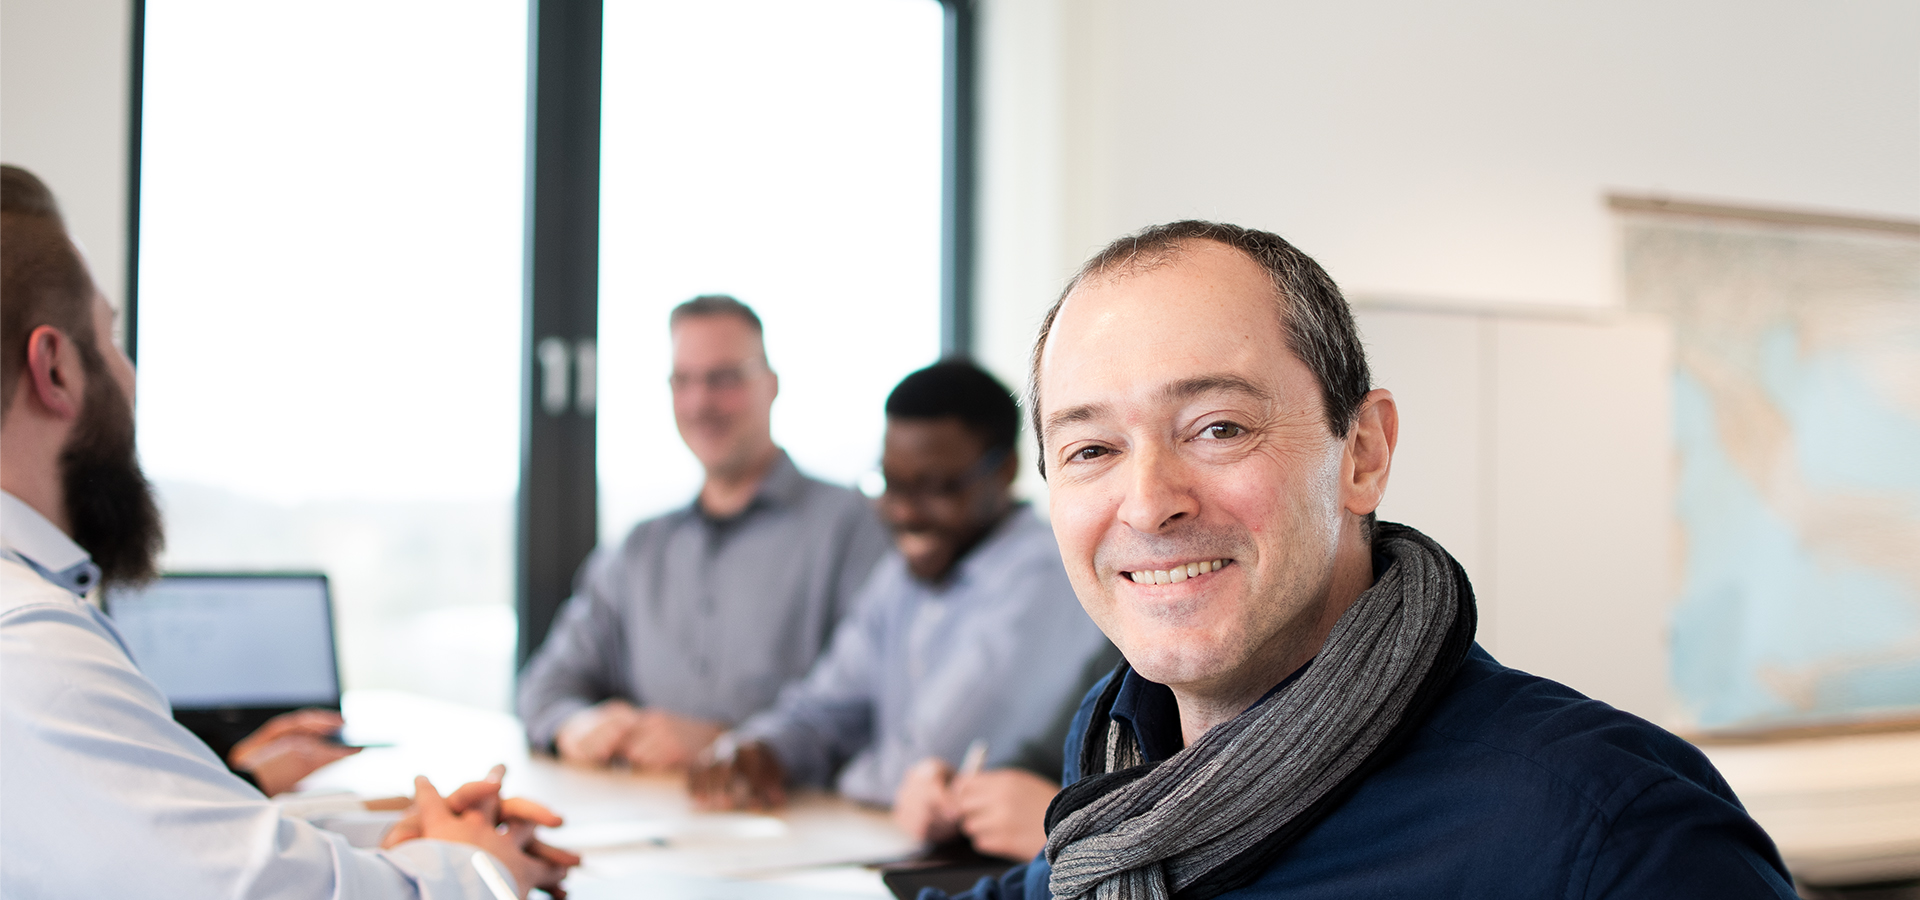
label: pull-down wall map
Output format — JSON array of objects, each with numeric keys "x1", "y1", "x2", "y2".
[{"x1": 1618, "y1": 197, "x2": 1920, "y2": 731}]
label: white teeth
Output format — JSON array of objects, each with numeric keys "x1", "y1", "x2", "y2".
[{"x1": 1127, "y1": 559, "x2": 1226, "y2": 585}]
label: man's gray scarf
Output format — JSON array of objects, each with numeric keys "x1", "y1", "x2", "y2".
[{"x1": 1041, "y1": 522, "x2": 1477, "y2": 900}]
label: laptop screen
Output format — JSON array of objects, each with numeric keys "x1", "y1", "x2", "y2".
[{"x1": 107, "y1": 574, "x2": 341, "y2": 709}]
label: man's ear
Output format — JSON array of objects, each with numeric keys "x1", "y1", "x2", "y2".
[
  {"x1": 22, "y1": 325, "x2": 86, "y2": 422},
  {"x1": 1341, "y1": 388, "x2": 1398, "y2": 516}
]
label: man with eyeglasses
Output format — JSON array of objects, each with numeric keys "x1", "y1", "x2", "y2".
[
  {"x1": 687, "y1": 360, "x2": 1108, "y2": 821},
  {"x1": 517, "y1": 295, "x2": 891, "y2": 771}
]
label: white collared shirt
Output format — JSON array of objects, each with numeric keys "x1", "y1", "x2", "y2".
[
  {"x1": 0, "y1": 491, "x2": 510, "y2": 899},
  {"x1": 0, "y1": 491, "x2": 102, "y2": 600}
]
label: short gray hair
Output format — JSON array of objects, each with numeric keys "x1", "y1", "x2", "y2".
[
  {"x1": 669, "y1": 294, "x2": 763, "y2": 335},
  {"x1": 1027, "y1": 220, "x2": 1372, "y2": 478}
]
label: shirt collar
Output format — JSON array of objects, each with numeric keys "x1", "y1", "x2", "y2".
[
  {"x1": 931, "y1": 502, "x2": 1034, "y2": 593},
  {"x1": 0, "y1": 491, "x2": 102, "y2": 599},
  {"x1": 753, "y1": 448, "x2": 806, "y2": 508},
  {"x1": 695, "y1": 447, "x2": 806, "y2": 521},
  {"x1": 1109, "y1": 668, "x2": 1185, "y2": 763},
  {"x1": 1110, "y1": 656, "x2": 1317, "y2": 764}
]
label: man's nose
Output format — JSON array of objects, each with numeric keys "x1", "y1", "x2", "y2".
[
  {"x1": 680, "y1": 386, "x2": 724, "y2": 415},
  {"x1": 1116, "y1": 441, "x2": 1197, "y2": 534},
  {"x1": 879, "y1": 494, "x2": 928, "y2": 530}
]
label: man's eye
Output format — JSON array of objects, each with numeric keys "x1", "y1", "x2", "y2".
[
  {"x1": 1204, "y1": 422, "x2": 1245, "y2": 440},
  {"x1": 1070, "y1": 445, "x2": 1109, "y2": 462}
]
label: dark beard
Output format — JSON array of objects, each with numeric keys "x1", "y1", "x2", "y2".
[{"x1": 59, "y1": 369, "x2": 164, "y2": 589}]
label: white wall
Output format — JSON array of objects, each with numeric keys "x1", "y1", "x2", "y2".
[
  {"x1": 981, "y1": 0, "x2": 1920, "y2": 320},
  {"x1": 976, "y1": 0, "x2": 1919, "y2": 723},
  {"x1": 0, "y1": 0, "x2": 133, "y2": 331},
  {"x1": 1358, "y1": 306, "x2": 1677, "y2": 719}
]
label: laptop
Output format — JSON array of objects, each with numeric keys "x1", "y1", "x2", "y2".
[{"x1": 105, "y1": 573, "x2": 343, "y2": 760}]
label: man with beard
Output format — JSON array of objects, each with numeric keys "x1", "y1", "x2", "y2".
[
  {"x1": 926, "y1": 221, "x2": 1795, "y2": 898},
  {"x1": 0, "y1": 164, "x2": 575, "y2": 899},
  {"x1": 0, "y1": 172, "x2": 345, "y2": 798},
  {"x1": 518, "y1": 295, "x2": 890, "y2": 771},
  {"x1": 687, "y1": 361, "x2": 1107, "y2": 822}
]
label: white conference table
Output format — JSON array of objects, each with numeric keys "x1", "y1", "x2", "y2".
[
  {"x1": 297, "y1": 691, "x2": 1920, "y2": 895},
  {"x1": 298, "y1": 690, "x2": 923, "y2": 899}
]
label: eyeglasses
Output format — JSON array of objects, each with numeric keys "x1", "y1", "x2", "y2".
[
  {"x1": 867, "y1": 447, "x2": 1011, "y2": 506},
  {"x1": 668, "y1": 364, "x2": 761, "y2": 393}
]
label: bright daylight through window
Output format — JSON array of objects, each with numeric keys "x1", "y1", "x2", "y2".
[
  {"x1": 136, "y1": 1, "x2": 527, "y2": 710},
  {"x1": 135, "y1": 0, "x2": 945, "y2": 710},
  {"x1": 596, "y1": 0, "x2": 944, "y2": 536}
]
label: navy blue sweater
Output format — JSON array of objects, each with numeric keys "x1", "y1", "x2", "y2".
[{"x1": 932, "y1": 644, "x2": 1796, "y2": 899}]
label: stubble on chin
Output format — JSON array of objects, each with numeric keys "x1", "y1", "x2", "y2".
[
  {"x1": 1086, "y1": 509, "x2": 1344, "y2": 694},
  {"x1": 1078, "y1": 523, "x2": 1251, "y2": 681}
]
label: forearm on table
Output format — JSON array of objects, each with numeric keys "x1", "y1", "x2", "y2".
[
  {"x1": 518, "y1": 692, "x2": 597, "y2": 752},
  {"x1": 515, "y1": 632, "x2": 626, "y2": 750},
  {"x1": 518, "y1": 663, "x2": 629, "y2": 752},
  {"x1": 729, "y1": 707, "x2": 869, "y2": 789}
]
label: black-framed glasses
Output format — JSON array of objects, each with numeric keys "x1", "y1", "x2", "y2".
[
  {"x1": 868, "y1": 446, "x2": 1011, "y2": 506},
  {"x1": 668, "y1": 364, "x2": 762, "y2": 393}
]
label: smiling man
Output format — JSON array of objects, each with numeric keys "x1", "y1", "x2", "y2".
[
  {"x1": 518, "y1": 295, "x2": 890, "y2": 771},
  {"x1": 688, "y1": 360, "x2": 1107, "y2": 814},
  {"x1": 932, "y1": 221, "x2": 1795, "y2": 899}
]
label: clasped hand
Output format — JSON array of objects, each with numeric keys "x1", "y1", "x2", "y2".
[
  {"x1": 380, "y1": 768, "x2": 581, "y2": 900},
  {"x1": 554, "y1": 699, "x2": 724, "y2": 771},
  {"x1": 892, "y1": 757, "x2": 1058, "y2": 861}
]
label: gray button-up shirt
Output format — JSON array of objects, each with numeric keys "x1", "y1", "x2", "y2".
[
  {"x1": 731, "y1": 505, "x2": 1109, "y2": 805},
  {"x1": 517, "y1": 451, "x2": 890, "y2": 750}
]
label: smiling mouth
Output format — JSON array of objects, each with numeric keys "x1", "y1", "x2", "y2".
[{"x1": 1122, "y1": 559, "x2": 1230, "y2": 585}]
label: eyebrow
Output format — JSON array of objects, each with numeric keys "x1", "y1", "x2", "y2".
[
  {"x1": 1042, "y1": 402, "x2": 1109, "y2": 443},
  {"x1": 1159, "y1": 374, "x2": 1274, "y2": 406},
  {"x1": 1041, "y1": 374, "x2": 1275, "y2": 443}
]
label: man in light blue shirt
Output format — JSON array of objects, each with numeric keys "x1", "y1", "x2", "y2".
[
  {"x1": 688, "y1": 361, "x2": 1108, "y2": 815},
  {"x1": 0, "y1": 164, "x2": 573, "y2": 899}
]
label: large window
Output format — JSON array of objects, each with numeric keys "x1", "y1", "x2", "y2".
[
  {"x1": 135, "y1": 0, "x2": 950, "y2": 710},
  {"x1": 596, "y1": 0, "x2": 945, "y2": 534},
  {"x1": 135, "y1": 1, "x2": 527, "y2": 709}
]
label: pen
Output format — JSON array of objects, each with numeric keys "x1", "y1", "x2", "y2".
[
  {"x1": 471, "y1": 851, "x2": 517, "y2": 900},
  {"x1": 957, "y1": 739, "x2": 988, "y2": 781}
]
